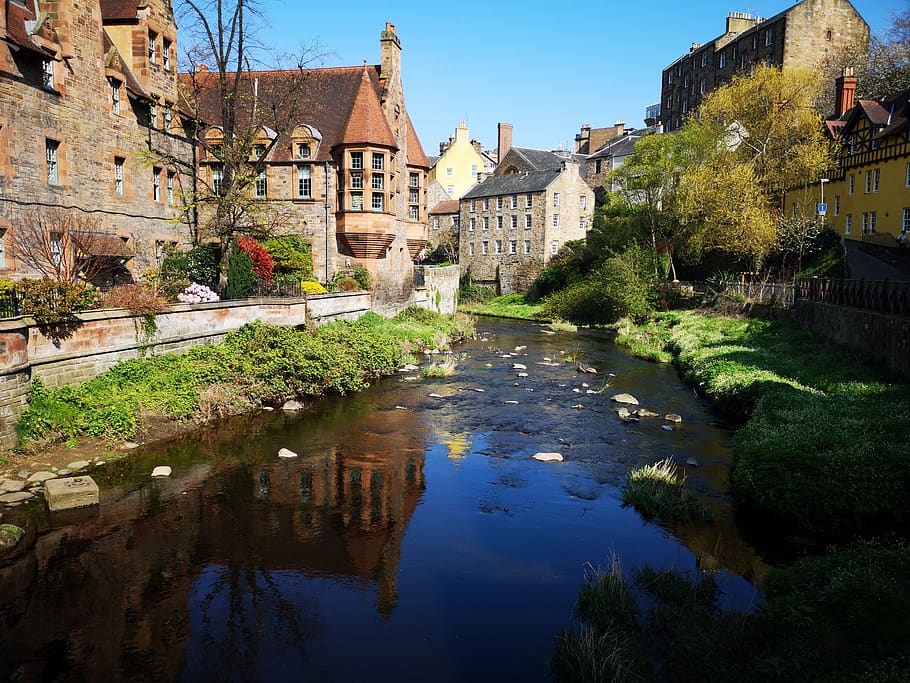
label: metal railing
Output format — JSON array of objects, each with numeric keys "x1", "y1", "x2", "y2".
[{"x1": 796, "y1": 278, "x2": 910, "y2": 317}]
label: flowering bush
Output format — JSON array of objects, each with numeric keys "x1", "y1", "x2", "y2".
[
  {"x1": 178, "y1": 283, "x2": 220, "y2": 304},
  {"x1": 104, "y1": 283, "x2": 167, "y2": 314},
  {"x1": 236, "y1": 236, "x2": 274, "y2": 283}
]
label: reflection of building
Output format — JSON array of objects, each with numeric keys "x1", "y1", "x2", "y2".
[
  {"x1": 0, "y1": 407, "x2": 426, "y2": 679},
  {"x1": 659, "y1": 0, "x2": 869, "y2": 132},
  {"x1": 0, "y1": 0, "x2": 195, "y2": 281}
]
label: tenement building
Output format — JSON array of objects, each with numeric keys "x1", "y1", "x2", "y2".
[
  {"x1": 0, "y1": 0, "x2": 195, "y2": 282},
  {"x1": 659, "y1": 0, "x2": 869, "y2": 131},
  {"x1": 185, "y1": 24, "x2": 430, "y2": 307},
  {"x1": 458, "y1": 140, "x2": 594, "y2": 294}
]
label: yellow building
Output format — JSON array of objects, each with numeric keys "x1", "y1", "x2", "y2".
[
  {"x1": 786, "y1": 75, "x2": 910, "y2": 247},
  {"x1": 428, "y1": 121, "x2": 487, "y2": 199}
]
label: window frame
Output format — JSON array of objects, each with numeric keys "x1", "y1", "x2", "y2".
[
  {"x1": 297, "y1": 164, "x2": 312, "y2": 199},
  {"x1": 114, "y1": 156, "x2": 125, "y2": 196},
  {"x1": 46, "y1": 139, "x2": 59, "y2": 185}
]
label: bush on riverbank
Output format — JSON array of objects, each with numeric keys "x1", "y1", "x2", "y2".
[
  {"x1": 552, "y1": 541, "x2": 910, "y2": 682},
  {"x1": 615, "y1": 310, "x2": 910, "y2": 530},
  {"x1": 16, "y1": 308, "x2": 472, "y2": 449}
]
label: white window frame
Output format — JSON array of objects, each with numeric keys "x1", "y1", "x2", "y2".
[
  {"x1": 153, "y1": 167, "x2": 161, "y2": 201},
  {"x1": 495, "y1": 239, "x2": 502, "y2": 255},
  {"x1": 873, "y1": 168, "x2": 880, "y2": 192},
  {"x1": 167, "y1": 172, "x2": 175, "y2": 204},
  {"x1": 553, "y1": 214, "x2": 560, "y2": 228},
  {"x1": 511, "y1": 195, "x2": 517, "y2": 209},
  {"x1": 371, "y1": 192, "x2": 384, "y2": 211},
  {"x1": 869, "y1": 211, "x2": 876, "y2": 233},
  {"x1": 409, "y1": 205, "x2": 419, "y2": 221},
  {"x1": 834, "y1": 195, "x2": 840, "y2": 216},
  {"x1": 111, "y1": 80, "x2": 121, "y2": 114},
  {"x1": 865, "y1": 171, "x2": 871, "y2": 193},
  {"x1": 845, "y1": 214, "x2": 852, "y2": 235},
  {"x1": 46, "y1": 140, "x2": 59, "y2": 185},
  {"x1": 848, "y1": 174, "x2": 855, "y2": 194},
  {"x1": 211, "y1": 164, "x2": 223, "y2": 196},
  {"x1": 254, "y1": 168, "x2": 267, "y2": 198},
  {"x1": 42, "y1": 59, "x2": 54, "y2": 89},
  {"x1": 115, "y1": 156, "x2": 124, "y2": 195},
  {"x1": 523, "y1": 240, "x2": 531, "y2": 255},
  {"x1": 525, "y1": 214, "x2": 532, "y2": 229},
  {"x1": 765, "y1": 28, "x2": 772, "y2": 46},
  {"x1": 433, "y1": 217, "x2": 440, "y2": 230},
  {"x1": 511, "y1": 215, "x2": 518, "y2": 229},
  {"x1": 551, "y1": 240, "x2": 559, "y2": 255},
  {"x1": 148, "y1": 31, "x2": 157, "y2": 65},
  {"x1": 351, "y1": 191, "x2": 363, "y2": 211},
  {"x1": 580, "y1": 195, "x2": 586, "y2": 209},
  {"x1": 497, "y1": 215, "x2": 503, "y2": 230},
  {"x1": 525, "y1": 193, "x2": 533, "y2": 208},
  {"x1": 469, "y1": 217, "x2": 475, "y2": 231},
  {"x1": 162, "y1": 37, "x2": 171, "y2": 71},
  {"x1": 553, "y1": 192, "x2": 560, "y2": 207},
  {"x1": 297, "y1": 165, "x2": 312, "y2": 199},
  {"x1": 482, "y1": 241, "x2": 488, "y2": 255},
  {"x1": 509, "y1": 240, "x2": 516, "y2": 254},
  {"x1": 902, "y1": 207, "x2": 910, "y2": 233},
  {"x1": 350, "y1": 152, "x2": 363, "y2": 169},
  {"x1": 482, "y1": 217, "x2": 489, "y2": 231},
  {"x1": 372, "y1": 153, "x2": 384, "y2": 171},
  {"x1": 469, "y1": 243, "x2": 475, "y2": 256}
]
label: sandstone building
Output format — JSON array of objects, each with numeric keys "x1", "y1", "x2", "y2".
[
  {"x1": 659, "y1": 0, "x2": 869, "y2": 132},
  {"x1": 0, "y1": 0, "x2": 195, "y2": 281},
  {"x1": 184, "y1": 23, "x2": 430, "y2": 308},
  {"x1": 458, "y1": 136, "x2": 594, "y2": 293}
]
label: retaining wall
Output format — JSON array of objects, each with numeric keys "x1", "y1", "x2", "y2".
[
  {"x1": 791, "y1": 300, "x2": 910, "y2": 378},
  {"x1": 0, "y1": 292, "x2": 372, "y2": 448}
]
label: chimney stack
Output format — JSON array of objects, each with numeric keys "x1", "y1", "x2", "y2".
[
  {"x1": 497, "y1": 122, "x2": 513, "y2": 164},
  {"x1": 835, "y1": 67, "x2": 857, "y2": 117}
]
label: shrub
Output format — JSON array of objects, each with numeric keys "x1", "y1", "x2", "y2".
[
  {"x1": 335, "y1": 277, "x2": 359, "y2": 292},
  {"x1": 159, "y1": 245, "x2": 190, "y2": 298},
  {"x1": 0, "y1": 278, "x2": 15, "y2": 296},
  {"x1": 458, "y1": 272, "x2": 496, "y2": 303},
  {"x1": 352, "y1": 267, "x2": 372, "y2": 290},
  {"x1": 104, "y1": 283, "x2": 168, "y2": 315},
  {"x1": 263, "y1": 236, "x2": 313, "y2": 280},
  {"x1": 178, "y1": 283, "x2": 219, "y2": 303},
  {"x1": 622, "y1": 459, "x2": 713, "y2": 523},
  {"x1": 187, "y1": 244, "x2": 219, "y2": 289},
  {"x1": 301, "y1": 281, "x2": 327, "y2": 295},
  {"x1": 236, "y1": 236, "x2": 274, "y2": 283},
  {"x1": 227, "y1": 243, "x2": 255, "y2": 299},
  {"x1": 17, "y1": 278, "x2": 92, "y2": 324}
]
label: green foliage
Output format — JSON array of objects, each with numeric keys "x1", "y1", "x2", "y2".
[
  {"x1": 159, "y1": 245, "x2": 191, "y2": 298},
  {"x1": 460, "y1": 293, "x2": 549, "y2": 320},
  {"x1": 352, "y1": 267, "x2": 372, "y2": 290},
  {"x1": 226, "y1": 242, "x2": 255, "y2": 299},
  {"x1": 622, "y1": 459, "x2": 713, "y2": 523},
  {"x1": 458, "y1": 272, "x2": 496, "y2": 304},
  {"x1": 334, "y1": 276, "x2": 359, "y2": 292},
  {"x1": 16, "y1": 311, "x2": 472, "y2": 448},
  {"x1": 616, "y1": 311, "x2": 910, "y2": 529},
  {"x1": 187, "y1": 244, "x2": 220, "y2": 289},
  {"x1": 262, "y1": 237, "x2": 314, "y2": 279},
  {"x1": 543, "y1": 247, "x2": 657, "y2": 324},
  {"x1": 0, "y1": 278, "x2": 15, "y2": 296},
  {"x1": 16, "y1": 278, "x2": 92, "y2": 324}
]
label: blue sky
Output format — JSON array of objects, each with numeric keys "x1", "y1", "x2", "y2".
[{"x1": 262, "y1": 0, "x2": 895, "y2": 154}]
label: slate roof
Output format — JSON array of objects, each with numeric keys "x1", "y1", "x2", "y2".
[
  {"x1": 181, "y1": 64, "x2": 430, "y2": 167},
  {"x1": 100, "y1": 0, "x2": 140, "y2": 22},
  {"x1": 508, "y1": 147, "x2": 565, "y2": 171},
  {"x1": 461, "y1": 170, "x2": 561, "y2": 199},
  {"x1": 429, "y1": 199, "x2": 459, "y2": 214},
  {"x1": 588, "y1": 134, "x2": 641, "y2": 160},
  {"x1": 4, "y1": 0, "x2": 58, "y2": 56}
]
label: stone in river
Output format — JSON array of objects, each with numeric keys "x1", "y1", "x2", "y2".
[
  {"x1": 45, "y1": 477, "x2": 99, "y2": 511},
  {"x1": 517, "y1": 372, "x2": 528, "y2": 378},
  {"x1": 504, "y1": 400, "x2": 519, "y2": 405},
  {"x1": 67, "y1": 461, "x2": 91, "y2": 471},
  {"x1": 662, "y1": 425, "x2": 675, "y2": 432},
  {"x1": 612, "y1": 393, "x2": 640, "y2": 406},
  {"x1": 151, "y1": 466, "x2": 172, "y2": 477},
  {"x1": 636, "y1": 409, "x2": 659, "y2": 418},
  {"x1": 685, "y1": 457, "x2": 699, "y2": 467},
  {"x1": 665, "y1": 413, "x2": 683, "y2": 423},
  {"x1": 428, "y1": 393, "x2": 444, "y2": 398},
  {"x1": 512, "y1": 363, "x2": 527, "y2": 370},
  {"x1": 0, "y1": 478, "x2": 26, "y2": 493},
  {"x1": 278, "y1": 448, "x2": 298, "y2": 458},
  {"x1": 0, "y1": 491, "x2": 34, "y2": 506},
  {"x1": 532, "y1": 452, "x2": 564, "y2": 462},
  {"x1": 282, "y1": 400, "x2": 304, "y2": 411},
  {"x1": 27, "y1": 471, "x2": 57, "y2": 484}
]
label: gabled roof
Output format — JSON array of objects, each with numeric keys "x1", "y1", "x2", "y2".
[
  {"x1": 4, "y1": 0, "x2": 58, "y2": 56},
  {"x1": 508, "y1": 147, "x2": 565, "y2": 171},
  {"x1": 837, "y1": 89, "x2": 910, "y2": 141},
  {"x1": 429, "y1": 200, "x2": 459, "y2": 214},
  {"x1": 337, "y1": 67, "x2": 397, "y2": 149},
  {"x1": 181, "y1": 64, "x2": 429, "y2": 164},
  {"x1": 461, "y1": 170, "x2": 561, "y2": 199},
  {"x1": 100, "y1": 0, "x2": 141, "y2": 22},
  {"x1": 588, "y1": 134, "x2": 641, "y2": 160}
]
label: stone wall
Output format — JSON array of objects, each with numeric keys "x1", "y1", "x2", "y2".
[
  {"x1": 791, "y1": 300, "x2": 910, "y2": 377},
  {"x1": 422, "y1": 265, "x2": 460, "y2": 315},
  {"x1": 0, "y1": 293, "x2": 372, "y2": 448}
]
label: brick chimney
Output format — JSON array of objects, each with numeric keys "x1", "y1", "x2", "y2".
[
  {"x1": 835, "y1": 67, "x2": 857, "y2": 117},
  {"x1": 497, "y1": 122, "x2": 513, "y2": 164}
]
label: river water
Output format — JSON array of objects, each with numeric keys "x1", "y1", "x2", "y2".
[{"x1": 0, "y1": 318, "x2": 769, "y2": 682}]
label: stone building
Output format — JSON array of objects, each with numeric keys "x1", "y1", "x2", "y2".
[
  {"x1": 427, "y1": 198, "x2": 459, "y2": 262},
  {"x1": 184, "y1": 24, "x2": 430, "y2": 309},
  {"x1": 784, "y1": 73, "x2": 910, "y2": 246},
  {"x1": 458, "y1": 143, "x2": 594, "y2": 293},
  {"x1": 0, "y1": 0, "x2": 195, "y2": 282},
  {"x1": 659, "y1": 0, "x2": 869, "y2": 132}
]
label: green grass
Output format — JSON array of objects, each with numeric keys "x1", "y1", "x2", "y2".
[
  {"x1": 16, "y1": 307, "x2": 473, "y2": 449},
  {"x1": 616, "y1": 311, "x2": 910, "y2": 530},
  {"x1": 622, "y1": 459, "x2": 714, "y2": 523},
  {"x1": 459, "y1": 293, "x2": 549, "y2": 320}
]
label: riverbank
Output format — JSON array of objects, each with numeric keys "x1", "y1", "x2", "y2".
[{"x1": 3, "y1": 308, "x2": 473, "y2": 478}]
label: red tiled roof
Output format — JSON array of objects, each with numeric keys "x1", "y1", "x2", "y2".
[
  {"x1": 181, "y1": 64, "x2": 419, "y2": 163},
  {"x1": 857, "y1": 100, "x2": 892, "y2": 126},
  {"x1": 405, "y1": 111, "x2": 429, "y2": 168},
  {"x1": 429, "y1": 200, "x2": 459, "y2": 214},
  {"x1": 100, "y1": 0, "x2": 140, "y2": 22},
  {"x1": 337, "y1": 67, "x2": 397, "y2": 148},
  {"x1": 5, "y1": 1, "x2": 57, "y2": 55}
]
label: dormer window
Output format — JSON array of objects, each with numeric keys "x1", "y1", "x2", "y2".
[
  {"x1": 253, "y1": 144, "x2": 266, "y2": 159},
  {"x1": 297, "y1": 143, "x2": 311, "y2": 159},
  {"x1": 210, "y1": 144, "x2": 222, "y2": 160}
]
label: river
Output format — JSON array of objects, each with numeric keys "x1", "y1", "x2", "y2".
[{"x1": 0, "y1": 318, "x2": 769, "y2": 681}]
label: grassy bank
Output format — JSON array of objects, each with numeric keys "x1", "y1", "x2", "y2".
[
  {"x1": 616, "y1": 310, "x2": 910, "y2": 531},
  {"x1": 459, "y1": 293, "x2": 549, "y2": 320},
  {"x1": 16, "y1": 308, "x2": 473, "y2": 450}
]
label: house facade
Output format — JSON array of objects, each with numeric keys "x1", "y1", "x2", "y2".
[
  {"x1": 785, "y1": 73, "x2": 910, "y2": 246},
  {"x1": 428, "y1": 121, "x2": 487, "y2": 200},
  {"x1": 185, "y1": 24, "x2": 430, "y2": 307},
  {"x1": 659, "y1": 0, "x2": 869, "y2": 132},
  {"x1": 458, "y1": 147, "x2": 594, "y2": 293},
  {"x1": 0, "y1": 0, "x2": 195, "y2": 282}
]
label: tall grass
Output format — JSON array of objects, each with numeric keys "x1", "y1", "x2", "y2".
[{"x1": 622, "y1": 459, "x2": 713, "y2": 523}]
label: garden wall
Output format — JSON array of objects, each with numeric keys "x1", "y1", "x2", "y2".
[
  {"x1": 422, "y1": 265, "x2": 460, "y2": 315},
  {"x1": 791, "y1": 300, "x2": 910, "y2": 377},
  {"x1": 0, "y1": 292, "x2": 372, "y2": 449}
]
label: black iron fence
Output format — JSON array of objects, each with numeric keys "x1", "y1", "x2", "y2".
[{"x1": 796, "y1": 278, "x2": 910, "y2": 317}]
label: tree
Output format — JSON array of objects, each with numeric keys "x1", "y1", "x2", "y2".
[
  {"x1": 861, "y1": 7, "x2": 910, "y2": 99},
  {"x1": 673, "y1": 64, "x2": 834, "y2": 265},
  {"x1": 9, "y1": 206, "x2": 132, "y2": 283},
  {"x1": 169, "y1": 0, "x2": 323, "y2": 288}
]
